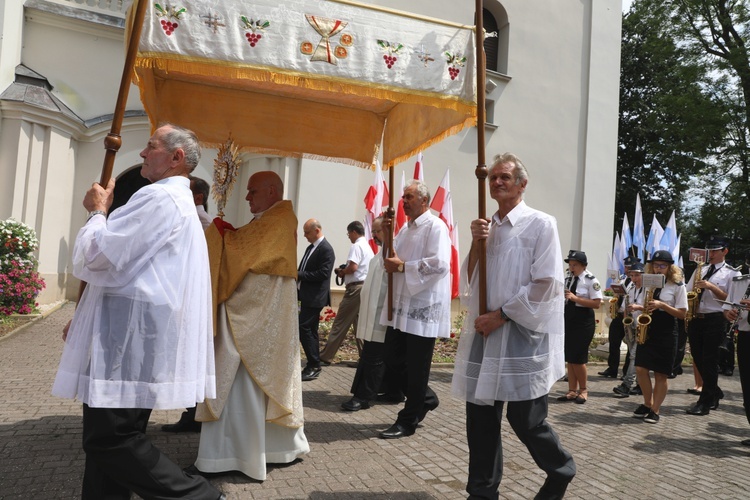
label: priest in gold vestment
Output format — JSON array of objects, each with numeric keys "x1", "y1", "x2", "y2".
[{"x1": 192, "y1": 171, "x2": 309, "y2": 480}]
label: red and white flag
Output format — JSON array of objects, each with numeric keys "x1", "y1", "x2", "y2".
[
  {"x1": 396, "y1": 153, "x2": 425, "y2": 234},
  {"x1": 363, "y1": 161, "x2": 389, "y2": 253},
  {"x1": 395, "y1": 171, "x2": 407, "y2": 235},
  {"x1": 413, "y1": 152, "x2": 424, "y2": 182},
  {"x1": 430, "y1": 168, "x2": 460, "y2": 299}
]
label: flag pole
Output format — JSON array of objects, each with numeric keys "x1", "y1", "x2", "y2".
[
  {"x1": 475, "y1": 0, "x2": 488, "y2": 314},
  {"x1": 77, "y1": 0, "x2": 149, "y2": 300}
]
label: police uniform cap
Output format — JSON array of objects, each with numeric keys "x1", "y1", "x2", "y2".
[
  {"x1": 706, "y1": 235, "x2": 729, "y2": 250},
  {"x1": 647, "y1": 250, "x2": 674, "y2": 264},
  {"x1": 623, "y1": 255, "x2": 640, "y2": 266},
  {"x1": 564, "y1": 250, "x2": 587, "y2": 266},
  {"x1": 628, "y1": 262, "x2": 645, "y2": 273}
]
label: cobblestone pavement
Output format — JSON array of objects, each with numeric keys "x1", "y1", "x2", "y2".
[{"x1": 2, "y1": 303, "x2": 750, "y2": 499}]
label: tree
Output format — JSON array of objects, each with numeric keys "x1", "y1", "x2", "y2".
[{"x1": 616, "y1": 0, "x2": 729, "y2": 242}]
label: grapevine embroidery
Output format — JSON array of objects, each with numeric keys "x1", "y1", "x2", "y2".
[
  {"x1": 445, "y1": 52, "x2": 467, "y2": 80},
  {"x1": 241, "y1": 16, "x2": 270, "y2": 47},
  {"x1": 377, "y1": 40, "x2": 403, "y2": 70},
  {"x1": 155, "y1": 2, "x2": 186, "y2": 36}
]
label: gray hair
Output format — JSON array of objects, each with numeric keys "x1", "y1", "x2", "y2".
[
  {"x1": 159, "y1": 123, "x2": 201, "y2": 172},
  {"x1": 492, "y1": 153, "x2": 528, "y2": 185},
  {"x1": 407, "y1": 179, "x2": 431, "y2": 204}
]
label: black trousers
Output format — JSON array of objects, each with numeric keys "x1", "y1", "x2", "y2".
[
  {"x1": 673, "y1": 319, "x2": 687, "y2": 373},
  {"x1": 81, "y1": 405, "x2": 219, "y2": 500},
  {"x1": 465, "y1": 397, "x2": 576, "y2": 499},
  {"x1": 350, "y1": 340, "x2": 384, "y2": 400},
  {"x1": 607, "y1": 316, "x2": 625, "y2": 372},
  {"x1": 299, "y1": 305, "x2": 323, "y2": 368},
  {"x1": 738, "y1": 331, "x2": 750, "y2": 426},
  {"x1": 383, "y1": 327, "x2": 438, "y2": 430},
  {"x1": 688, "y1": 314, "x2": 726, "y2": 406}
]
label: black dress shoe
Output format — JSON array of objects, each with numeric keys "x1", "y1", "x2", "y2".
[
  {"x1": 301, "y1": 366, "x2": 322, "y2": 381},
  {"x1": 162, "y1": 419, "x2": 201, "y2": 433},
  {"x1": 534, "y1": 476, "x2": 573, "y2": 500},
  {"x1": 686, "y1": 403, "x2": 710, "y2": 415},
  {"x1": 418, "y1": 400, "x2": 439, "y2": 422},
  {"x1": 341, "y1": 397, "x2": 370, "y2": 411},
  {"x1": 720, "y1": 368, "x2": 734, "y2": 376},
  {"x1": 379, "y1": 422, "x2": 415, "y2": 439},
  {"x1": 687, "y1": 388, "x2": 702, "y2": 395},
  {"x1": 741, "y1": 439, "x2": 750, "y2": 446},
  {"x1": 597, "y1": 369, "x2": 618, "y2": 378}
]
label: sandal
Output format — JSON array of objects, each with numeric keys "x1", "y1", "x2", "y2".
[
  {"x1": 574, "y1": 388, "x2": 588, "y2": 404},
  {"x1": 557, "y1": 390, "x2": 578, "y2": 402}
]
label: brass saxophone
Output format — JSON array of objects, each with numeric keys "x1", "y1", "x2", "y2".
[
  {"x1": 609, "y1": 295, "x2": 619, "y2": 319},
  {"x1": 637, "y1": 287, "x2": 653, "y2": 345},
  {"x1": 622, "y1": 292, "x2": 635, "y2": 342},
  {"x1": 685, "y1": 260, "x2": 705, "y2": 331}
]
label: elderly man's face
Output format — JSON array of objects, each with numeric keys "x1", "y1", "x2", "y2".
[
  {"x1": 489, "y1": 162, "x2": 525, "y2": 204},
  {"x1": 402, "y1": 185, "x2": 427, "y2": 220},
  {"x1": 140, "y1": 127, "x2": 176, "y2": 183},
  {"x1": 245, "y1": 175, "x2": 274, "y2": 214}
]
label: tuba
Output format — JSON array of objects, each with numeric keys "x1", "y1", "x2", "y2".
[
  {"x1": 637, "y1": 287, "x2": 653, "y2": 345},
  {"x1": 685, "y1": 260, "x2": 705, "y2": 331}
]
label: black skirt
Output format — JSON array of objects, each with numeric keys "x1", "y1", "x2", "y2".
[
  {"x1": 564, "y1": 304, "x2": 595, "y2": 364},
  {"x1": 634, "y1": 310, "x2": 677, "y2": 375}
]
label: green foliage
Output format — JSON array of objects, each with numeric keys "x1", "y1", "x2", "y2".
[{"x1": 617, "y1": 0, "x2": 729, "y2": 236}]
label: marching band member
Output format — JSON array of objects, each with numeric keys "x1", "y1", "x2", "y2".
[
  {"x1": 686, "y1": 236, "x2": 740, "y2": 416},
  {"x1": 613, "y1": 262, "x2": 644, "y2": 397},
  {"x1": 559, "y1": 250, "x2": 602, "y2": 404},
  {"x1": 722, "y1": 275, "x2": 750, "y2": 446},
  {"x1": 632, "y1": 250, "x2": 688, "y2": 424}
]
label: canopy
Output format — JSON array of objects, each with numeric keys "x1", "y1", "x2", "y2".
[{"x1": 130, "y1": 0, "x2": 477, "y2": 168}]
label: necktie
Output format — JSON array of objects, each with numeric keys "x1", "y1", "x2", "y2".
[
  {"x1": 299, "y1": 244, "x2": 314, "y2": 271},
  {"x1": 699, "y1": 264, "x2": 717, "y2": 303},
  {"x1": 570, "y1": 276, "x2": 579, "y2": 295}
]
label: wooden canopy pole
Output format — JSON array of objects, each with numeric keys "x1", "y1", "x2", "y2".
[
  {"x1": 77, "y1": 0, "x2": 149, "y2": 300},
  {"x1": 386, "y1": 165, "x2": 395, "y2": 321},
  {"x1": 475, "y1": 0, "x2": 488, "y2": 314}
]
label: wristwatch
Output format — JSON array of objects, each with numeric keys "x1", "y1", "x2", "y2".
[
  {"x1": 87, "y1": 210, "x2": 107, "y2": 221},
  {"x1": 397, "y1": 263, "x2": 404, "y2": 273}
]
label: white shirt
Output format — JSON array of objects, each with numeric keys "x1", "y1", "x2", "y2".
[
  {"x1": 52, "y1": 176, "x2": 216, "y2": 410},
  {"x1": 452, "y1": 201, "x2": 566, "y2": 403},
  {"x1": 356, "y1": 249, "x2": 388, "y2": 343},
  {"x1": 638, "y1": 280, "x2": 688, "y2": 310},
  {"x1": 196, "y1": 204, "x2": 212, "y2": 229},
  {"x1": 723, "y1": 275, "x2": 750, "y2": 330},
  {"x1": 686, "y1": 261, "x2": 740, "y2": 313},
  {"x1": 569, "y1": 270, "x2": 603, "y2": 307},
  {"x1": 379, "y1": 210, "x2": 451, "y2": 338},
  {"x1": 345, "y1": 236, "x2": 374, "y2": 284}
]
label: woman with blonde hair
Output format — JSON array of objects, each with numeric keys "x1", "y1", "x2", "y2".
[{"x1": 631, "y1": 250, "x2": 688, "y2": 423}]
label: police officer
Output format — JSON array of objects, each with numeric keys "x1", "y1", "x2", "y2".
[
  {"x1": 559, "y1": 250, "x2": 603, "y2": 404},
  {"x1": 686, "y1": 236, "x2": 740, "y2": 415}
]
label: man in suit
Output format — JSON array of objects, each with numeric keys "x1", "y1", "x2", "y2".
[{"x1": 298, "y1": 219, "x2": 335, "y2": 381}]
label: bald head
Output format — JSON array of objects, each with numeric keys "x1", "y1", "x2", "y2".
[
  {"x1": 303, "y1": 218, "x2": 323, "y2": 244},
  {"x1": 245, "y1": 171, "x2": 283, "y2": 214}
]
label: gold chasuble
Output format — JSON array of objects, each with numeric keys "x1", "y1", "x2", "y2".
[{"x1": 197, "y1": 200, "x2": 303, "y2": 427}]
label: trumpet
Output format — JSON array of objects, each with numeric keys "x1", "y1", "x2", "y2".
[
  {"x1": 685, "y1": 260, "x2": 705, "y2": 331},
  {"x1": 637, "y1": 287, "x2": 653, "y2": 345}
]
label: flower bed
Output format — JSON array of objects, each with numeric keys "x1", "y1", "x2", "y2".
[{"x1": 1, "y1": 219, "x2": 45, "y2": 316}]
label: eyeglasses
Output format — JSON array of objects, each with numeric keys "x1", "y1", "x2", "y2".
[{"x1": 652, "y1": 263, "x2": 669, "y2": 269}]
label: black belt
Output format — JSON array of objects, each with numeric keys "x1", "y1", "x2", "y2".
[{"x1": 694, "y1": 312, "x2": 724, "y2": 319}]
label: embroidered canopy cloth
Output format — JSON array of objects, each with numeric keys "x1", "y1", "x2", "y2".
[{"x1": 130, "y1": 0, "x2": 477, "y2": 168}]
